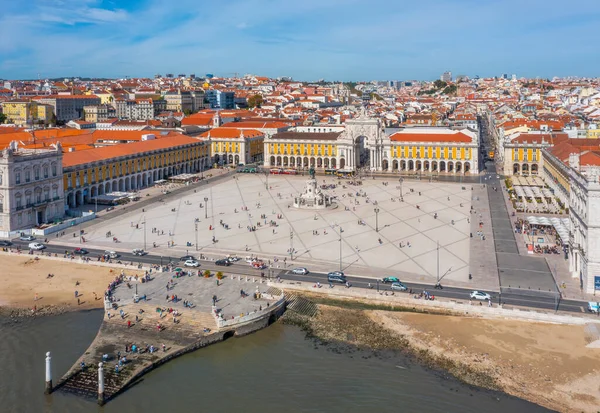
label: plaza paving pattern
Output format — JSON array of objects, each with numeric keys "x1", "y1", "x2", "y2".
[{"x1": 65, "y1": 175, "x2": 475, "y2": 283}]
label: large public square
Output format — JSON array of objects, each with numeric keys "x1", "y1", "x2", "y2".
[{"x1": 62, "y1": 173, "x2": 477, "y2": 284}]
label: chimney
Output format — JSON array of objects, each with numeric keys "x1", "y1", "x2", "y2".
[
  {"x1": 68, "y1": 147, "x2": 75, "y2": 152},
  {"x1": 568, "y1": 153, "x2": 580, "y2": 171}
]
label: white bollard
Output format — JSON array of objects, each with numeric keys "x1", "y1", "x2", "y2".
[
  {"x1": 45, "y1": 352, "x2": 52, "y2": 394},
  {"x1": 253, "y1": 278, "x2": 256, "y2": 283},
  {"x1": 97, "y1": 362, "x2": 105, "y2": 405}
]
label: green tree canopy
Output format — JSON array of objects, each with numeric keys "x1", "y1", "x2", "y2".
[
  {"x1": 433, "y1": 80, "x2": 447, "y2": 89},
  {"x1": 247, "y1": 94, "x2": 264, "y2": 108},
  {"x1": 0, "y1": 113, "x2": 7, "y2": 124}
]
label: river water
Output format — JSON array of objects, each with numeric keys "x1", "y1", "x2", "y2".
[{"x1": 0, "y1": 310, "x2": 553, "y2": 413}]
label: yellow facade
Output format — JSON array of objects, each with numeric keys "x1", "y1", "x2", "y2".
[
  {"x1": 511, "y1": 147, "x2": 541, "y2": 162},
  {"x1": 271, "y1": 142, "x2": 337, "y2": 156},
  {"x1": 63, "y1": 145, "x2": 210, "y2": 190},
  {"x1": 587, "y1": 129, "x2": 600, "y2": 139},
  {"x1": 0, "y1": 101, "x2": 53, "y2": 125}
]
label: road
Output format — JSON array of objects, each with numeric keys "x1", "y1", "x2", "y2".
[{"x1": 10, "y1": 240, "x2": 588, "y2": 315}]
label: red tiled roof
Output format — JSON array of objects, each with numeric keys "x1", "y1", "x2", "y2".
[
  {"x1": 200, "y1": 128, "x2": 263, "y2": 139},
  {"x1": 389, "y1": 132, "x2": 472, "y2": 143},
  {"x1": 62, "y1": 135, "x2": 202, "y2": 167}
]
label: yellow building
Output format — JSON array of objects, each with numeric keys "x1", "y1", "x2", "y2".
[
  {"x1": 587, "y1": 128, "x2": 600, "y2": 139},
  {"x1": 502, "y1": 132, "x2": 567, "y2": 176},
  {"x1": 61, "y1": 136, "x2": 211, "y2": 208},
  {"x1": 0, "y1": 100, "x2": 54, "y2": 126},
  {"x1": 200, "y1": 127, "x2": 264, "y2": 165}
]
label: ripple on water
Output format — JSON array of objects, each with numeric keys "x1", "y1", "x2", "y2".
[{"x1": 0, "y1": 313, "x2": 554, "y2": 413}]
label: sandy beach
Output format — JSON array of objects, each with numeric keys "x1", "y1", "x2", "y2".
[
  {"x1": 372, "y1": 311, "x2": 600, "y2": 413},
  {"x1": 0, "y1": 254, "x2": 143, "y2": 311}
]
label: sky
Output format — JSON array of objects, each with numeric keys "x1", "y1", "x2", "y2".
[{"x1": 1, "y1": 0, "x2": 600, "y2": 81}]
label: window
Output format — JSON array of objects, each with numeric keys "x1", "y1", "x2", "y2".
[
  {"x1": 26, "y1": 195, "x2": 31, "y2": 206},
  {"x1": 16, "y1": 172, "x2": 20, "y2": 184},
  {"x1": 44, "y1": 167, "x2": 49, "y2": 178},
  {"x1": 34, "y1": 168, "x2": 40, "y2": 180},
  {"x1": 0, "y1": 173, "x2": 2, "y2": 185},
  {"x1": 84, "y1": 173, "x2": 88, "y2": 185},
  {"x1": 523, "y1": 152, "x2": 528, "y2": 161},
  {"x1": 53, "y1": 188, "x2": 58, "y2": 198},
  {"x1": 36, "y1": 192, "x2": 41, "y2": 204},
  {"x1": 16, "y1": 196, "x2": 22, "y2": 208},
  {"x1": 25, "y1": 170, "x2": 31, "y2": 183},
  {"x1": 44, "y1": 189, "x2": 50, "y2": 201},
  {"x1": 0, "y1": 197, "x2": 3, "y2": 213},
  {"x1": 533, "y1": 151, "x2": 537, "y2": 161},
  {"x1": 52, "y1": 164, "x2": 57, "y2": 176}
]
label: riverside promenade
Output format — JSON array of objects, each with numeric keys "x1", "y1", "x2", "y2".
[{"x1": 52, "y1": 269, "x2": 284, "y2": 404}]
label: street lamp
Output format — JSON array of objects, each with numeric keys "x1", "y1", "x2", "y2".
[
  {"x1": 204, "y1": 197, "x2": 208, "y2": 219},
  {"x1": 374, "y1": 207, "x2": 380, "y2": 232},
  {"x1": 399, "y1": 178, "x2": 404, "y2": 201},
  {"x1": 265, "y1": 169, "x2": 269, "y2": 190},
  {"x1": 195, "y1": 222, "x2": 198, "y2": 251},
  {"x1": 339, "y1": 226, "x2": 343, "y2": 272},
  {"x1": 143, "y1": 219, "x2": 146, "y2": 250}
]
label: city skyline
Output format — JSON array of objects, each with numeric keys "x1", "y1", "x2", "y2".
[{"x1": 1, "y1": 0, "x2": 600, "y2": 80}]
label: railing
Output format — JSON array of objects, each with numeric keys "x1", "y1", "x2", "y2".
[{"x1": 215, "y1": 294, "x2": 285, "y2": 328}]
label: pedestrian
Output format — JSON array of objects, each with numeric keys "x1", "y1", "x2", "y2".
[
  {"x1": 35, "y1": 293, "x2": 38, "y2": 301},
  {"x1": 74, "y1": 290, "x2": 78, "y2": 298},
  {"x1": 77, "y1": 298, "x2": 80, "y2": 305},
  {"x1": 212, "y1": 295, "x2": 217, "y2": 306},
  {"x1": 127, "y1": 320, "x2": 131, "y2": 328},
  {"x1": 162, "y1": 344, "x2": 166, "y2": 352}
]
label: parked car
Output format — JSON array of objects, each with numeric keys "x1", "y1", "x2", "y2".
[
  {"x1": 390, "y1": 282, "x2": 408, "y2": 292},
  {"x1": 73, "y1": 248, "x2": 89, "y2": 255},
  {"x1": 132, "y1": 249, "x2": 146, "y2": 256},
  {"x1": 588, "y1": 302, "x2": 600, "y2": 313},
  {"x1": 226, "y1": 256, "x2": 240, "y2": 262},
  {"x1": 327, "y1": 271, "x2": 347, "y2": 283},
  {"x1": 20, "y1": 235, "x2": 35, "y2": 241},
  {"x1": 184, "y1": 259, "x2": 200, "y2": 267},
  {"x1": 103, "y1": 251, "x2": 119, "y2": 259},
  {"x1": 0, "y1": 240, "x2": 12, "y2": 246},
  {"x1": 28, "y1": 242, "x2": 45, "y2": 250},
  {"x1": 180, "y1": 255, "x2": 195, "y2": 261},
  {"x1": 291, "y1": 267, "x2": 309, "y2": 275},
  {"x1": 470, "y1": 290, "x2": 491, "y2": 301},
  {"x1": 382, "y1": 276, "x2": 400, "y2": 284},
  {"x1": 216, "y1": 259, "x2": 231, "y2": 266}
]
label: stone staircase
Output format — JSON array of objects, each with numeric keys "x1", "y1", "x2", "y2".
[
  {"x1": 285, "y1": 292, "x2": 318, "y2": 317},
  {"x1": 59, "y1": 364, "x2": 121, "y2": 400}
]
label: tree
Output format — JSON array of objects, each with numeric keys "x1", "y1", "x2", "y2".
[
  {"x1": 203, "y1": 269, "x2": 211, "y2": 278},
  {"x1": 433, "y1": 80, "x2": 447, "y2": 89},
  {"x1": 183, "y1": 109, "x2": 193, "y2": 116},
  {"x1": 247, "y1": 94, "x2": 264, "y2": 108},
  {"x1": 216, "y1": 271, "x2": 224, "y2": 280},
  {"x1": 0, "y1": 113, "x2": 6, "y2": 124},
  {"x1": 442, "y1": 85, "x2": 457, "y2": 95}
]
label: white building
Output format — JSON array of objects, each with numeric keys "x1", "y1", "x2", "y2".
[
  {"x1": 0, "y1": 142, "x2": 65, "y2": 234},
  {"x1": 567, "y1": 155, "x2": 600, "y2": 294}
]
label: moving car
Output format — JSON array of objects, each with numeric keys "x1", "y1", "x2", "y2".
[
  {"x1": 132, "y1": 249, "x2": 146, "y2": 256},
  {"x1": 588, "y1": 302, "x2": 600, "y2": 314},
  {"x1": 390, "y1": 282, "x2": 408, "y2": 292},
  {"x1": 180, "y1": 255, "x2": 195, "y2": 262},
  {"x1": 28, "y1": 242, "x2": 45, "y2": 250},
  {"x1": 184, "y1": 259, "x2": 200, "y2": 267},
  {"x1": 382, "y1": 276, "x2": 400, "y2": 284},
  {"x1": 215, "y1": 259, "x2": 231, "y2": 266},
  {"x1": 470, "y1": 290, "x2": 491, "y2": 301},
  {"x1": 20, "y1": 235, "x2": 35, "y2": 241},
  {"x1": 226, "y1": 256, "x2": 240, "y2": 262},
  {"x1": 0, "y1": 240, "x2": 12, "y2": 246},
  {"x1": 103, "y1": 251, "x2": 119, "y2": 259},
  {"x1": 73, "y1": 248, "x2": 89, "y2": 255},
  {"x1": 327, "y1": 271, "x2": 346, "y2": 283},
  {"x1": 291, "y1": 267, "x2": 309, "y2": 275}
]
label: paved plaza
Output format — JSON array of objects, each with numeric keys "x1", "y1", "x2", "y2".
[
  {"x1": 61, "y1": 174, "x2": 477, "y2": 283},
  {"x1": 113, "y1": 270, "x2": 275, "y2": 321}
]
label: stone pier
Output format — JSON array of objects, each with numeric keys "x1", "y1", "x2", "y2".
[{"x1": 52, "y1": 270, "x2": 285, "y2": 404}]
